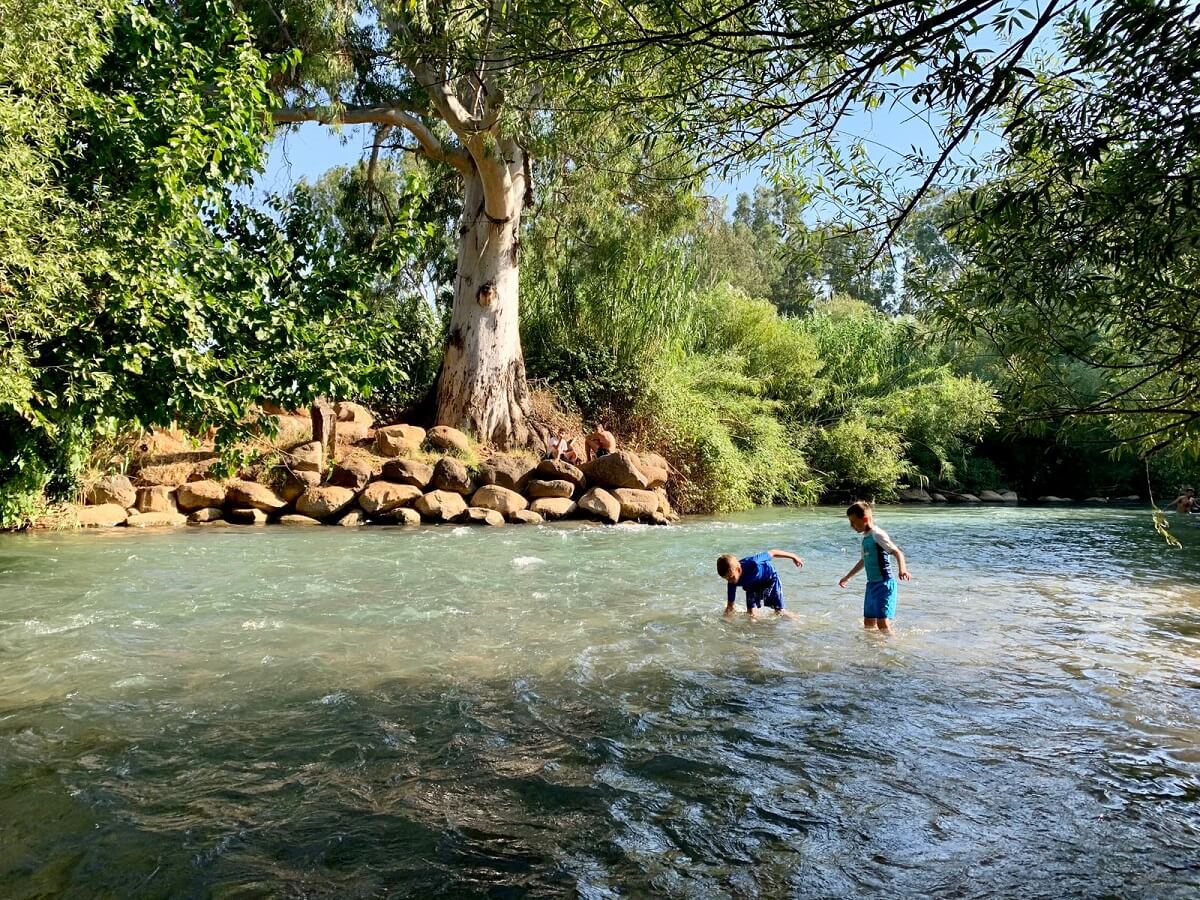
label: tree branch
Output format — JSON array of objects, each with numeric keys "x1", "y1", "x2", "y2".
[{"x1": 273, "y1": 105, "x2": 471, "y2": 175}]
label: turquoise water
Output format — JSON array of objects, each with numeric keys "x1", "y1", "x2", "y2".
[{"x1": 1, "y1": 507, "x2": 1198, "y2": 897}]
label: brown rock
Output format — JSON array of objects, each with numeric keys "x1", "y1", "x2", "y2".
[
  {"x1": 534, "y1": 458, "x2": 585, "y2": 488},
  {"x1": 278, "y1": 514, "x2": 322, "y2": 526},
  {"x1": 414, "y1": 490, "x2": 468, "y2": 522},
  {"x1": 289, "y1": 441, "x2": 325, "y2": 473},
  {"x1": 426, "y1": 425, "x2": 471, "y2": 455},
  {"x1": 359, "y1": 482, "x2": 423, "y2": 515},
  {"x1": 432, "y1": 457, "x2": 474, "y2": 495},
  {"x1": 581, "y1": 451, "x2": 650, "y2": 490},
  {"x1": 510, "y1": 510, "x2": 545, "y2": 525},
  {"x1": 226, "y1": 480, "x2": 287, "y2": 512},
  {"x1": 527, "y1": 479, "x2": 574, "y2": 499},
  {"x1": 530, "y1": 497, "x2": 577, "y2": 519},
  {"x1": 76, "y1": 503, "x2": 128, "y2": 527},
  {"x1": 329, "y1": 457, "x2": 378, "y2": 491},
  {"x1": 277, "y1": 470, "x2": 319, "y2": 504},
  {"x1": 176, "y1": 480, "x2": 226, "y2": 512},
  {"x1": 295, "y1": 486, "x2": 357, "y2": 520},
  {"x1": 638, "y1": 453, "x2": 670, "y2": 489},
  {"x1": 655, "y1": 489, "x2": 679, "y2": 521},
  {"x1": 578, "y1": 487, "x2": 621, "y2": 524},
  {"x1": 334, "y1": 510, "x2": 364, "y2": 527},
  {"x1": 613, "y1": 488, "x2": 659, "y2": 521},
  {"x1": 464, "y1": 507, "x2": 505, "y2": 526},
  {"x1": 187, "y1": 507, "x2": 224, "y2": 523},
  {"x1": 477, "y1": 455, "x2": 533, "y2": 492},
  {"x1": 125, "y1": 511, "x2": 187, "y2": 528},
  {"x1": 375, "y1": 424, "x2": 426, "y2": 458},
  {"x1": 335, "y1": 401, "x2": 374, "y2": 427},
  {"x1": 374, "y1": 507, "x2": 421, "y2": 526},
  {"x1": 135, "y1": 485, "x2": 177, "y2": 514},
  {"x1": 227, "y1": 507, "x2": 268, "y2": 525},
  {"x1": 87, "y1": 474, "x2": 136, "y2": 509},
  {"x1": 380, "y1": 458, "x2": 434, "y2": 488},
  {"x1": 470, "y1": 484, "x2": 528, "y2": 517},
  {"x1": 334, "y1": 420, "x2": 371, "y2": 444}
]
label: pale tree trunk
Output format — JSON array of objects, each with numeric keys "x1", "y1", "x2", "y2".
[{"x1": 435, "y1": 143, "x2": 530, "y2": 448}]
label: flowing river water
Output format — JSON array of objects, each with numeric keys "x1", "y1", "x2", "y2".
[{"x1": 1, "y1": 507, "x2": 1198, "y2": 898}]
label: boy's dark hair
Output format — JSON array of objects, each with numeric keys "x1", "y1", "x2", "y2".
[
  {"x1": 846, "y1": 500, "x2": 872, "y2": 519},
  {"x1": 716, "y1": 554, "x2": 738, "y2": 577}
]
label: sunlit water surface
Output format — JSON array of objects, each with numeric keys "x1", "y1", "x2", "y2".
[{"x1": 1, "y1": 507, "x2": 1199, "y2": 898}]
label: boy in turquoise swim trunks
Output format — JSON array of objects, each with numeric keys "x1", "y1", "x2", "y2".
[
  {"x1": 718, "y1": 549, "x2": 803, "y2": 619},
  {"x1": 838, "y1": 500, "x2": 910, "y2": 631}
]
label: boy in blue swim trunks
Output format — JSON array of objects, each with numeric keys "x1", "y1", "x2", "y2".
[
  {"x1": 718, "y1": 549, "x2": 803, "y2": 619},
  {"x1": 838, "y1": 500, "x2": 910, "y2": 632}
]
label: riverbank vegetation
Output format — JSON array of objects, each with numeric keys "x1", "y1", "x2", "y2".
[{"x1": 4, "y1": 0, "x2": 1199, "y2": 527}]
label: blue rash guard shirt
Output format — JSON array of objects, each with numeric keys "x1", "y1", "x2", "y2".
[
  {"x1": 861, "y1": 526, "x2": 899, "y2": 582},
  {"x1": 728, "y1": 552, "x2": 785, "y2": 610}
]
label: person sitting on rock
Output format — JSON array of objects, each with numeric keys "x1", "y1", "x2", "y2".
[
  {"x1": 584, "y1": 423, "x2": 617, "y2": 462},
  {"x1": 545, "y1": 429, "x2": 582, "y2": 465}
]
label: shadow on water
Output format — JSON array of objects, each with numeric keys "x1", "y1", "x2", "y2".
[{"x1": 1, "y1": 507, "x2": 1199, "y2": 897}]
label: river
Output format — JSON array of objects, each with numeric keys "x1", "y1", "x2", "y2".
[{"x1": 1, "y1": 507, "x2": 1198, "y2": 897}]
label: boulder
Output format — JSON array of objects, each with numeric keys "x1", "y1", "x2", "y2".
[
  {"x1": 335, "y1": 401, "x2": 374, "y2": 428},
  {"x1": 530, "y1": 497, "x2": 577, "y2": 519},
  {"x1": 414, "y1": 490, "x2": 468, "y2": 522},
  {"x1": 426, "y1": 425, "x2": 471, "y2": 455},
  {"x1": 125, "y1": 511, "x2": 187, "y2": 528},
  {"x1": 655, "y1": 489, "x2": 679, "y2": 522},
  {"x1": 375, "y1": 424, "x2": 426, "y2": 458},
  {"x1": 290, "y1": 441, "x2": 325, "y2": 473},
  {"x1": 638, "y1": 453, "x2": 670, "y2": 490},
  {"x1": 978, "y1": 490, "x2": 1006, "y2": 503},
  {"x1": 613, "y1": 488, "x2": 659, "y2": 521},
  {"x1": 510, "y1": 510, "x2": 545, "y2": 525},
  {"x1": 581, "y1": 451, "x2": 650, "y2": 490},
  {"x1": 527, "y1": 478, "x2": 575, "y2": 499},
  {"x1": 899, "y1": 487, "x2": 932, "y2": 503},
  {"x1": 295, "y1": 486, "x2": 357, "y2": 520},
  {"x1": 534, "y1": 458, "x2": 585, "y2": 488},
  {"x1": 470, "y1": 484, "x2": 528, "y2": 517},
  {"x1": 329, "y1": 457, "x2": 378, "y2": 492},
  {"x1": 375, "y1": 507, "x2": 421, "y2": 526},
  {"x1": 432, "y1": 457, "x2": 474, "y2": 495},
  {"x1": 277, "y1": 470, "x2": 320, "y2": 504},
  {"x1": 187, "y1": 507, "x2": 224, "y2": 524},
  {"x1": 226, "y1": 480, "x2": 288, "y2": 512},
  {"x1": 334, "y1": 420, "x2": 371, "y2": 444},
  {"x1": 1085, "y1": 496, "x2": 1108, "y2": 504},
  {"x1": 1000, "y1": 491, "x2": 1020, "y2": 503},
  {"x1": 944, "y1": 491, "x2": 981, "y2": 504},
  {"x1": 1037, "y1": 495, "x2": 1070, "y2": 503},
  {"x1": 931, "y1": 493, "x2": 948, "y2": 503},
  {"x1": 380, "y1": 458, "x2": 434, "y2": 488},
  {"x1": 176, "y1": 480, "x2": 226, "y2": 512},
  {"x1": 577, "y1": 487, "x2": 620, "y2": 524},
  {"x1": 478, "y1": 455, "x2": 533, "y2": 492},
  {"x1": 278, "y1": 514, "x2": 322, "y2": 526},
  {"x1": 135, "y1": 485, "x2": 178, "y2": 514},
  {"x1": 76, "y1": 503, "x2": 128, "y2": 527},
  {"x1": 359, "y1": 482, "x2": 423, "y2": 515},
  {"x1": 334, "y1": 510, "x2": 364, "y2": 527},
  {"x1": 227, "y1": 507, "x2": 268, "y2": 525},
  {"x1": 87, "y1": 474, "x2": 136, "y2": 509},
  {"x1": 464, "y1": 507, "x2": 505, "y2": 527}
]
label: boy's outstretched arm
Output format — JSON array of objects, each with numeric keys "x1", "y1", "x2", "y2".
[
  {"x1": 839, "y1": 559, "x2": 864, "y2": 588},
  {"x1": 769, "y1": 549, "x2": 804, "y2": 568},
  {"x1": 890, "y1": 547, "x2": 911, "y2": 581}
]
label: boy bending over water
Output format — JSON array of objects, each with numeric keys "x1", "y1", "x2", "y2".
[
  {"x1": 718, "y1": 550, "x2": 803, "y2": 619},
  {"x1": 839, "y1": 501, "x2": 910, "y2": 632}
]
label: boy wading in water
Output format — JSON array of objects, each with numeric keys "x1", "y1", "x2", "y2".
[
  {"x1": 718, "y1": 550, "x2": 803, "y2": 620},
  {"x1": 839, "y1": 501, "x2": 910, "y2": 632}
]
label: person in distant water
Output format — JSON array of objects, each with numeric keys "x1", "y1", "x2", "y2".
[
  {"x1": 718, "y1": 549, "x2": 803, "y2": 619},
  {"x1": 1164, "y1": 487, "x2": 1197, "y2": 513},
  {"x1": 584, "y1": 422, "x2": 617, "y2": 462},
  {"x1": 544, "y1": 428, "x2": 581, "y2": 465},
  {"x1": 839, "y1": 500, "x2": 910, "y2": 632}
]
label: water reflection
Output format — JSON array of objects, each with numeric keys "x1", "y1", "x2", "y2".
[{"x1": 0, "y1": 507, "x2": 1198, "y2": 896}]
